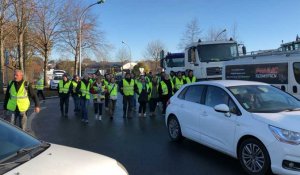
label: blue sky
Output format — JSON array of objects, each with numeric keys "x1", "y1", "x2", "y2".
[{"x1": 57, "y1": 0, "x2": 300, "y2": 61}]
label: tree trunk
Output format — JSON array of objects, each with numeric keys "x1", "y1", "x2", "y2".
[
  {"x1": 0, "y1": 27, "x2": 4, "y2": 93},
  {"x1": 44, "y1": 48, "x2": 48, "y2": 86}
]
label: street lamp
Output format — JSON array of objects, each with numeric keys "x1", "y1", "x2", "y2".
[
  {"x1": 121, "y1": 41, "x2": 132, "y2": 73},
  {"x1": 215, "y1": 29, "x2": 226, "y2": 41},
  {"x1": 78, "y1": 0, "x2": 105, "y2": 77}
]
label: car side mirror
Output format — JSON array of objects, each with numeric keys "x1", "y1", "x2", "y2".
[{"x1": 214, "y1": 104, "x2": 231, "y2": 117}]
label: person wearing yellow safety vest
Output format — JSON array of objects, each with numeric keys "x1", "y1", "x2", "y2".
[
  {"x1": 90, "y1": 77, "x2": 106, "y2": 121},
  {"x1": 119, "y1": 72, "x2": 138, "y2": 118},
  {"x1": 71, "y1": 75, "x2": 80, "y2": 113},
  {"x1": 3, "y1": 70, "x2": 40, "y2": 131},
  {"x1": 89, "y1": 73, "x2": 97, "y2": 85},
  {"x1": 173, "y1": 71, "x2": 185, "y2": 93},
  {"x1": 184, "y1": 69, "x2": 197, "y2": 84},
  {"x1": 135, "y1": 75, "x2": 151, "y2": 117},
  {"x1": 149, "y1": 76, "x2": 159, "y2": 117},
  {"x1": 131, "y1": 73, "x2": 138, "y2": 111},
  {"x1": 158, "y1": 73, "x2": 174, "y2": 115},
  {"x1": 107, "y1": 77, "x2": 118, "y2": 118},
  {"x1": 58, "y1": 74, "x2": 73, "y2": 118},
  {"x1": 76, "y1": 74, "x2": 91, "y2": 123},
  {"x1": 36, "y1": 77, "x2": 45, "y2": 101},
  {"x1": 104, "y1": 73, "x2": 111, "y2": 111}
]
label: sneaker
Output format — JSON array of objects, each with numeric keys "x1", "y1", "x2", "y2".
[
  {"x1": 81, "y1": 119, "x2": 85, "y2": 122},
  {"x1": 144, "y1": 113, "x2": 146, "y2": 117},
  {"x1": 138, "y1": 113, "x2": 141, "y2": 117},
  {"x1": 95, "y1": 114, "x2": 98, "y2": 120},
  {"x1": 85, "y1": 119, "x2": 89, "y2": 123},
  {"x1": 105, "y1": 107, "x2": 109, "y2": 111},
  {"x1": 98, "y1": 115, "x2": 102, "y2": 120}
]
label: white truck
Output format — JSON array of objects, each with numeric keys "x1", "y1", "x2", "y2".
[
  {"x1": 161, "y1": 39, "x2": 244, "y2": 80},
  {"x1": 223, "y1": 39, "x2": 300, "y2": 98}
]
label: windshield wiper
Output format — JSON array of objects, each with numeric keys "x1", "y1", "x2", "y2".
[
  {"x1": 0, "y1": 142, "x2": 50, "y2": 167},
  {"x1": 281, "y1": 108, "x2": 300, "y2": 112}
]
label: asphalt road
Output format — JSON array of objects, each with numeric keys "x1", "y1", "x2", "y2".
[{"x1": 32, "y1": 96, "x2": 246, "y2": 175}]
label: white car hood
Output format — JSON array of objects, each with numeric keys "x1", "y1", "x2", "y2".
[
  {"x1": 252, "y1": 112, "x2": 300, "y2": 132},
  {"x1": 5, "y1": 144, "x2": 127, "y2": 175}
]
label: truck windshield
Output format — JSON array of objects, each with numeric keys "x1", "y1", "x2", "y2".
[
  {"x1": 166, "y1": 57, "x2": 185, "y2": 67},
  {"x1": 197, "y1": 43, "x2": 238, "y2": 62}
]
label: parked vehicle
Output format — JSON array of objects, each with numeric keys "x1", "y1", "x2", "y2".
[
  {"x1": 223, "y1": 39, "x2": 300, "y2": 99},
  {"x1": 0, "y1": 118, "x2": 128, "y2": 175},
  {"x1": 166, "y1": 80, "x2": 300, "y2": 175},
  {"x1": 50, "y1": 75, "x2": 63, "y2": 90}
]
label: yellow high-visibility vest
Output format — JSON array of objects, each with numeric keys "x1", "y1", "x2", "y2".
[
  {"x1": 122, "y1": 79, "x2": 134, "y2": 96},
  {"x1": 7, "y1": 81, "x2": 30, "y2": 112},
  {"x1": 59, "y1": 80, "x2": 71, "y2": 94}
]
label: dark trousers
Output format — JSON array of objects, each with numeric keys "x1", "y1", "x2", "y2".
[
  {"x1": 123, "y1": 95, "x2": 133, "y2": 117},
  {"x1": 37, "y1": 90, "x2": 45, "y2": 100},
  {"x1": 161, "y1": 96, "x2": 169, "y2": 114},
  {"x1": 72, "y1": 95, "x2": 80, "y2": 111},
  {"x1": 109, "y1": 99, "x2": 117, "y2": 116},
  {"x1": 149, "y1": 98, "x2": 158, "y2": 113},
  {"x1": 93, "y1": 100, "x2": 103, "y2": 115},
  {"x1": 105, "y1": 93, "x2": 109, "y2": 108},
  {"x1": 60, "y1": 96, "x2": 69, "y2": 115},
  {"x1": 138, "y1": 101, "x2": 147, "y2": 114}
]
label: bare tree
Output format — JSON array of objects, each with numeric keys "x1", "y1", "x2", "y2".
[
  {"x1": 178, "y1": 18, "x2": 202, "y2": 50},
  {"x1": 0, "y1": 0, "x2": 13, "y2": 92},
  {"x1": 144, "y1": 40, "x2": 166, "y2": 72},
  {"x1": 12, "y1": 0, "x2": 35, "y2": 73},
  {"x1": 32, "y1": 0, "x2": 63, "y2": 86},
  {"x1": 59, "y1": 0, "x2": 109, "y2": 75},
  {"x1": 206, "y1": 27, "x2": 228, "y2": 41}
]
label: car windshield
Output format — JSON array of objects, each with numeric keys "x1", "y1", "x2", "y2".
[
  {"x1": 228, "y1": 85, "x2": 300, "y2": 113},
  {"x1": 0, "y1": 119, "x2": 41, "y2": 161}
]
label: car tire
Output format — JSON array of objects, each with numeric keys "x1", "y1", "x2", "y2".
[
  {"x1": 167, "y1": 116, "x2": 182, "y2": 142},
  {"x1": 238, "y1": 138, "x2": 271, "y2": 175}
]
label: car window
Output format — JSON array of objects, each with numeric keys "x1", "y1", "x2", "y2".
[
  {"x1": 178, "y1": 86, "x2": 188, "y2": 99},
  {"x1": 182, "y1": 85, "x2": 204, "y2": 103},
  {"x1": 205, "y1": 86, "x2": 230, "y2": 107}
]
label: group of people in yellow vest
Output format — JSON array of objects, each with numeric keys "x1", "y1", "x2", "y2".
[
  {"x1": 57, "y1": 73, "x2": 118, "y2": 123},
  {"x1": 119, "y1": 69, "x2": 197, "y2": 118}
]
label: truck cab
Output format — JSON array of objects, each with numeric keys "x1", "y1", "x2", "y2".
[{"x1": 161, "y1": 39, "x2": 239, "y2": 80}]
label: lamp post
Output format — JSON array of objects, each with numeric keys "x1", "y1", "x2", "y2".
[
  {"x1": 215, "y1": 29, "x2": 226, "y2": 41},
  {"x1": 78, "y1": 0, "x2": 105, "y2": 77},
  {"x1": 122, "y1": 41, "x2": 132, "y2": 73}
]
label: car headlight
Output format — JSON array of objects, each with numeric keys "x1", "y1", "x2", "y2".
[{"x1": 269, "y1": 125, "x2": 300, "y2": 145}]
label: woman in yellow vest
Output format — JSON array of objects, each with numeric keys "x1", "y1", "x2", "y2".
[
  {"x1": 149, "y1": 76, "x2": 159, "y2": 117},
  {"x1": 90, "y1": 76, "x2": 106, "y2": 121},
  {"x1": 136, "y1": 75, "x2": 151, "y2": 117},
  {"x1": 107, "y1": 77, "x2": 118, "y2": 118},
  {"x1": 3, "y1": 70, "x2": 40, "y2": 131},
  {"x1": 184, "y1": 70, "x2": 197, "y2": 84},
  {"x1": 158, "y1": 73, "x2": 174, "y2": 115}
]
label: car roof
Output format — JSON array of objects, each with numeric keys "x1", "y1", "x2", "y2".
[{"x1": 191, "y1": 80, "x2": 269, "y2": 87}]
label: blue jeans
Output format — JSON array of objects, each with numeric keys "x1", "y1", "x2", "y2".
[
  {"x1": 132, "y1": 93, "x2": 137, "y2": 108},
  {"x1": 80, "y1": 98, "x2": 89, "y2": 120},
  {"x1": 73, "y1": 95, "x2": 80, "y2": 111}
]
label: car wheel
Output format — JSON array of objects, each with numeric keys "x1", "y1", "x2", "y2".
[
  {"x1": 238, "y1": 138, "x2": 271, "y2": 175},
  {"x1": 167, "y1": 116, "x2": 182, "y2": 141}
]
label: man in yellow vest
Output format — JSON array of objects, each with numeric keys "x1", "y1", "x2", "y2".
[
  {"x1": 107, "y1": 77, "x2": 118, "y2": 118},
  {"x1": 36, "y1": 76, "x2": 45, "y2": 102},
  {"x1": 158, "y1": 73, "x2": 174, "y2": 115},
  {"x1": 173, "y1": 71, "x2": 185, "y2": 93},
  {"x1": 119, "y1": 72, "x2": 138, "y2": 118},
  {"x1": 76, "y1": 74, "x2": 91, "y2": 123},
  {"x1": 58, "y1": 74, "x2": 72, "y2": 117},
  {"x1": 71, "y1": 75, "x2": 80, "y2": 113},
  {"x1": 184, "y1": 70, "x2": 197, "y2": 84},
  {"x1": 3, "y1": 70, "x2": 40, "y2": 131}
]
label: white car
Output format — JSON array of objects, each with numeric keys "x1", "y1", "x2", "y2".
[
  {"x1": 165, "y1": 80, "x2": 300, "y2": 175},
  {"x1": 50, "y1": 75, "x2": 63, "y2": 90},
  {"x1": 0, "y1": 119, "x2": 128, "y2": 175}
]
